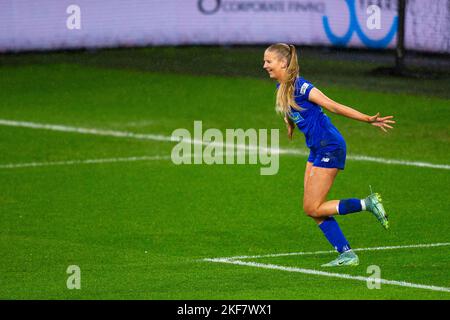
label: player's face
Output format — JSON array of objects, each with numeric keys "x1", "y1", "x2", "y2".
[{"x1": 263, "y1": 50, "x2": 287, "y2": 81}]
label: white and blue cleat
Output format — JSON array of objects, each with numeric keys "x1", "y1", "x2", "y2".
[{"x1": 321, "y1": 250, "x2": 359, "y2": 267}]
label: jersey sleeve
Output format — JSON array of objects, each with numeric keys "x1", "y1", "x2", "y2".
[{"x1": 294, "y1": 78, "x2": 314, "y2": 101}]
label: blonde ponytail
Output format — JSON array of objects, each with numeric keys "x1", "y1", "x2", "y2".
[{"x1": 267, "y1": 43, "x2": 301, "y2": 114}]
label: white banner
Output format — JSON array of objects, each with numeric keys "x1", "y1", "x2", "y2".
[{"x1": 0, "y1": 0, "x2": 448, "y2": 53}]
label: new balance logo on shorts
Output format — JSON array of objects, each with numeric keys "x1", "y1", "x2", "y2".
[{"x1": 321, "y1": 157, "x2": 330, "y2": 163}]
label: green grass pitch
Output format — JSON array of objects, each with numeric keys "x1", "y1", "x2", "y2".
[{"x1": 0, "y1": 47, "x2": 449, "y2": 299}]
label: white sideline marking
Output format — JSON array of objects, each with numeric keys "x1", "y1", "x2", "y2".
[
  {"x1": 205, "y1": 259, "x2": 450, "y2": 293},
  {"x1": 211, "y1": 242, "x2": 450, "y2": 261},
  {"x1": 0, "y1": 152, "x2": 254, "y2": 170},
  {"x1": 0, "y1": 119, "x2": 173, "y2": 142},
  {"x1": 345, "y1": 154, "x2": 450, "y2": 170},
  {"x1": 0, "y1": 155, "x2": 171, "y2": 169},
  {"x1": 203, "y1": 242, "x2": 450, "y2": 293},
  {"x1": 0, "y1": 119, "x2": 275, "y2": 155},
  {"x1": 1, "y1": 119, "x2": 449, "y2": 170}
]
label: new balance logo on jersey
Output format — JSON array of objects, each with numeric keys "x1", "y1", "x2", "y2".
[{"x1": 321, "y1": 157, "x2": 330, "y2": 163}]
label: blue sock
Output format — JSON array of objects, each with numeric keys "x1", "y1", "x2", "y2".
[
  {"x1": 338, "y1": 198, "x2": 363, "y2": 215},
  {"x1": 318, "y1": 217, "x2": 351, "y2": 253}
]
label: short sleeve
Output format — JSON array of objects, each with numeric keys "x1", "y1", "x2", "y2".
[{"x1": 294, "y1": 78, "x2": 314, "y2": 101}]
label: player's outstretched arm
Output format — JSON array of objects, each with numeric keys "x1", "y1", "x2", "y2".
[{"x1": 308, "y1": 87, "x2": 395, "y2": 132}]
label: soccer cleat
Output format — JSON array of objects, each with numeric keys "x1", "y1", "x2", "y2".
[
  {"x1": 321, "y1": 250, "x2": 359, "y2": 267},
  {"x1": 364, "y1": 190, "x2": 389, "y2": 230}
]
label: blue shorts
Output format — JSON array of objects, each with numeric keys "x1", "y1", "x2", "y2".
[{"x1": 308, "y1": 147, "x2": 346, "y2": 170}]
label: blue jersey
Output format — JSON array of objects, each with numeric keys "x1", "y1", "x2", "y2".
[{"x1": 279, "y1": 77, "x2": 346, "y2": 152}]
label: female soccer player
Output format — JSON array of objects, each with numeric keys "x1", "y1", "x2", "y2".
[{"x1": 263, "y1": 43, "x2": 395, "y2": 267}]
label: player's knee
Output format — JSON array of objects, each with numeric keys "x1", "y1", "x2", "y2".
[{"x1": 303, "y1": 203, "x2": 319, "y2": 218}]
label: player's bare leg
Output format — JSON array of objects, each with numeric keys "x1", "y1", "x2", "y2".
[
  {"x1": 302, "y1": 165, "x2": 358, "y2": 267},
  {"x1": 303, "y1": 166, "x2": 340, "y2": 219},
  {"x1": 303, "y1": 167, "x2": 389, "y2": 229},
  {"x1": 303, "y1": 162, "x2": 326, "y2": 224}
]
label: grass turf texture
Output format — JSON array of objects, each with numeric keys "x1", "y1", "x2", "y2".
[{"x1": 0, "y1": 47, "x2": 449, "y2": 299}]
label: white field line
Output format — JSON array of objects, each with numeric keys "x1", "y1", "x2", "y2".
[
  {"x1": 202, "y1": 242, "x2": 450, "y2": 293},
  {"x1": 208, "y1": 242, "x2": 450, "y2": 261},
  {"x1": 0, "y1": 155, "x2": 171, "y2": 169},
  {"x1": 0, "y1": 119, "x2": 173, "y2": 142},
  {"x1": 0, "y1": 152, "x2": 256, "y2": 170},
  {"x1": 204, "y1": 258, "x2": 450, "y2": 293},
  {"x1": 1, "y1": 119, "x2": 449, "y2": 170},
  {"x1": 0, "y1": 119, "x2": 275, "y2": 155}
]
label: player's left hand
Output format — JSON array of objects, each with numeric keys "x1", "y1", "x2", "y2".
[{"x1": 368, "y1": 112, "x2": 395, "y2": 132}]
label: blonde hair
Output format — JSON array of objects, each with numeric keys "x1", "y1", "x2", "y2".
[{"x1": 266, "y1": 43, "x2": 301, "y2": 114}]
